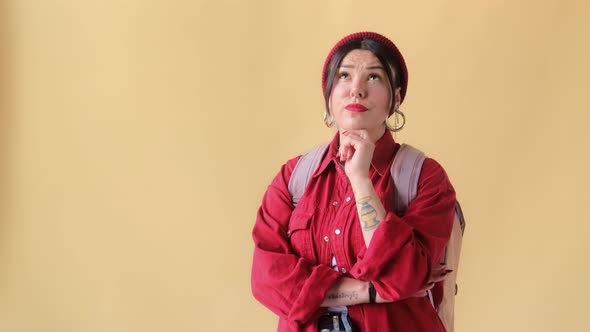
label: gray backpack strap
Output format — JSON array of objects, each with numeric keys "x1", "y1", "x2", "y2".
[
  {"x1": 391, "y1": 144, "x2": 466, "y2": 332},
  {"x1": 391, "y1": 144, "x2": 426, "y2": 215},
  {"x1": 288, "y1": 142, "x2": 330, "y2": 207}
]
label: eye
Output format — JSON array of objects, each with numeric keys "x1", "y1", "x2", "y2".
[
  {"x1": 337, "y1": 71, "x2": 349, "y2": 80},
  {"x1": 368, "y1": 73, "x2": 382, "y2": 81}
]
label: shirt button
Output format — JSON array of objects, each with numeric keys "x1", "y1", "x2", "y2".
[
  {"x1": 341, "y1": 268, "x2": 347, "y2": 273},
  {"x1": 335, "y1": 229, "x2": 341, "y2": 235},
  {"x1": 345, "y1": 196, "x2": 351, "y2": 203},
  {"x1": 332, "y1": 201, "x2": 338, "y2": 206},
  {"x1": 324, "y1": 236, "x2": 329, "y2": 242}
]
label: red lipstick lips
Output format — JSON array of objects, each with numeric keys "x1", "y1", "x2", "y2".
[{"x1": 345, "y1": 103, "x2": 368, "y2": 113}]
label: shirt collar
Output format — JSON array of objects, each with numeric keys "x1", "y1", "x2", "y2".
[{"x1": 313, "y1": 130, "x2": 397, "y2": 178}]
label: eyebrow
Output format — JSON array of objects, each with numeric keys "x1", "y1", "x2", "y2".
[{"x1": 340, "y1": 64, "x2": 385, "y2": 70}]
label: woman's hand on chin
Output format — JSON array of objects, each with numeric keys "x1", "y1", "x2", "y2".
[{"x1": 338, "y1": 129, "x2": 374, "y2": 186}]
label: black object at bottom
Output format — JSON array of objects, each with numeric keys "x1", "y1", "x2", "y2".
[{"x1": 317, "y1": 312, "x2": 356, "y2": 332}]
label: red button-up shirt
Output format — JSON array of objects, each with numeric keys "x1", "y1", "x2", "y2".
[{"x1": 252, "y1": 132, "x2": 456, "y2": 332}]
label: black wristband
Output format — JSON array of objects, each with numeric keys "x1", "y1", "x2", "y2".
[{"x1": 368, "y1": 281, "x2": 376, "y2": 304}]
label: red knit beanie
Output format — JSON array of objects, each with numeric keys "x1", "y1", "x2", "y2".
[{"x1": 321, "y1": 32, "x2": 408, "y2": 103}]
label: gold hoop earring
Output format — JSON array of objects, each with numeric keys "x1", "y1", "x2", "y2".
[
  {"x1": 386, "y1": 109, "x2": 406, "y2": 132},
  {"x1": 323, "y1": 111, "x2": 334, "y2": 128}
]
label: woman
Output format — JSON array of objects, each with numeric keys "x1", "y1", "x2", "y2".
[{"x1": 251, "y1": 32, "x2": 456, "y2": 332}]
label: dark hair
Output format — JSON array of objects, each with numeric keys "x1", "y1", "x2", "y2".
[{"x1": 323, "y1": 39, "x2": 402, "y2": 113}]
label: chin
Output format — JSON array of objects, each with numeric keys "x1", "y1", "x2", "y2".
[{"x1": 339, "y1": 120, "x2": 372, "y2": 131}]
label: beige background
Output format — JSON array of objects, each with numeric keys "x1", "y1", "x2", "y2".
[{"x1": 2, "y1": 0, "x2": 590, "y2": 331}]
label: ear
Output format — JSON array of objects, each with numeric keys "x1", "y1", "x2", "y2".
[
  {"x1": 394, "y1": 87, "x2": 401, "y2": 110},
  {"x1": 390, "y1": 87, "x2": 402, "y2": 116}
]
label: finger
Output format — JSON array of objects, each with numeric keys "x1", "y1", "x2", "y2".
[
  {"x1": 342, "y1": 129, "x2": 369, "y2": 140},
  {"x1": 430, "y1": 270, "x2": 453, "y2": 283},
  {"x1": 343, "y1": 133, "x2": 368, "y2": 145},
  {"x1": 412, "y1": 291, "x2": 429, "y2": 298},
  {"x1": 432, "y1": 264, "x2": 451, "y2": 274},
  {"x1": 341, "y1": 136, "x2": 372, "y2": 159},
  {"x1": 341, "y1": 145, "x2": 352, "y2": 161},
  {"x1": 430, "y1": 265, "x2": 447, "y2": 277},
  {"x1": 436, "y1": 263, "x2": 448, "y2": 270},
  {"x1": 346, "y1": 147, "x2": 354, "y2": 161},
  {"x1": 413, "y1": 282, "x2": 435, "y2": 297},
  {"x1": 430, "y1": 274, "x2": 447, "y2": 283},
  {"x1": 339, "y1": 136, "x2": 355, "y2": 150},
  {"x1": 341, "y1": 132, "x2": 370, "y2": 148},
  {"x1": 338, "y1": 140, "x2": 351, "y2": 161}
]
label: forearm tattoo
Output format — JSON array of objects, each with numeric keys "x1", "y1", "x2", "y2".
[
  {"x1": 358, "y1": 196, "x2": 381, "y2": 230},
  {"x1": 326, "y1": 291, "x2": 359, "y2": 301}
]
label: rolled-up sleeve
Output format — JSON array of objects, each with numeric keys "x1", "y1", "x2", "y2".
[
  {"x1": 349, "y1": 158, "x2": 456, "y2": 301},
  {"x1": 251, "y1": 159, "x2": 342, "y2": 325}
]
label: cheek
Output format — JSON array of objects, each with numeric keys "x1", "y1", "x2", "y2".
[
  {"x1": 328, "y1": 88, "x2": 345, "y2": 112},
  {"x1": 330, "y1": 87, "x2": 342, "y2": 103},
  {"x1": 331, "y1": 83, "x2": 349, "y2": 101},
  {"x1": 373, "y1": 87, "x2": 392, "y2": 108}
]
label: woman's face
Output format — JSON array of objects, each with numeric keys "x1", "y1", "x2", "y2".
[{"x1": 329, "y1": 49, "x2": 400, "y2": 134}]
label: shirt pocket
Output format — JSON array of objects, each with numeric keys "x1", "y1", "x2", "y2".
[{"x1": 287, "y1": 212, "x2": 315, "y2": 261}]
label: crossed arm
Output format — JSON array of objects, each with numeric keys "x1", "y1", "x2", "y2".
[
  {"x1": 321, "y1": 130, "x2": 451, "y2": 307},
  {"x1": 321, "y1": 173, "x2": 386, "y2": 306}
]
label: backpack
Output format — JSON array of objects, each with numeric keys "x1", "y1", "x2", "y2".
[{"x1": 288, "y1": 142, "x2": 466, "y2": 332}]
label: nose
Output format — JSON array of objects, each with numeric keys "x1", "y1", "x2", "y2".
[{"x1": 350, "y1": 80, "x2": 366, "y2": 99}]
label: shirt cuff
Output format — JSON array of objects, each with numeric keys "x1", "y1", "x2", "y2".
[{"x1": 287, "y1": 265, "x2": 342, "y2": 324}]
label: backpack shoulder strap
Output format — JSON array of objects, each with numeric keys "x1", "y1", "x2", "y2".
[
  {"x1": 390, "y1": 143, "x2": 466, "y2": 332},
  {"x1": 288, "y1": 142, "x2": 330, "y2": 207},
  {"x1": 390, "y1": 143, "x2": 427, "y2": 215}
]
